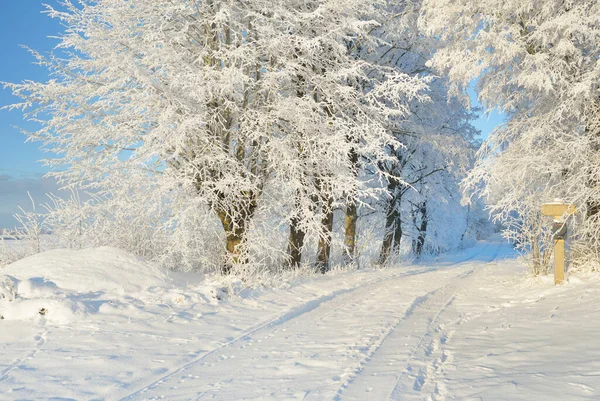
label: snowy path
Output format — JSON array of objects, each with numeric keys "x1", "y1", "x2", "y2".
[
  {"x1": 3, "y1": 239, "x2": 600, "y2": 400},
  {"x1": 120, "y1": 243, "x2": 504, "y2": 401}
]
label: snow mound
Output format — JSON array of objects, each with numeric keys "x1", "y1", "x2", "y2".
[
  {"x1": 0, "y1": 247, "x2": 168, "y2": 323},
  {"x1": 3, "y1": 246, "x2": 167, "y2": 294}
]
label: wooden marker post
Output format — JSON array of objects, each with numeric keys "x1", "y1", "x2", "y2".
[{"x1": 541, "y1": 202, "x2": 577, "y2": 285}]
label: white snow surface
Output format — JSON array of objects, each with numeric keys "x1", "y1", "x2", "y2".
[
  {"x1": 1, "y1": 239, "x2": 600, "y2": 400},
  {"x1": 4, "y1": 246, "x2": 168, "y2": 293}
]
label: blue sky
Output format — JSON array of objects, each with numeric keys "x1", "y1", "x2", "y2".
[
  {"x1": 0, "y1": 2, "x2": 504, "y2": 229},
  {"x1": 471, "y1": 104, "x2": 504, "y2": 143},
  {"x1": 0, "y1": 1, "x2": 64, "y2": 228}
]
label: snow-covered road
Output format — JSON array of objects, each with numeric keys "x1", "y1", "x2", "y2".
[
  {"x1": 120, "y1": 242, "x2": 505, "y2": 401},
  {"x1": 2, "y1": 240, "x2": 600, "y2": 400}
]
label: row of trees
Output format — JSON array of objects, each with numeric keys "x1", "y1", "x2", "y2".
[{"x1": 6, "y1": 0, "x2": 488, "y2": 275}]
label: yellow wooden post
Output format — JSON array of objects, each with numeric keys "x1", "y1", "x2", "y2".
[
  {"x1": 541, "y1": 202, "x2": 576, "y2": 285},
  {"x1": 554, "y1": 239, "x2": 565, "y2": 285}
]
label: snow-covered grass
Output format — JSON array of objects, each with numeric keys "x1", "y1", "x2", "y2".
[
  {"x1": 1, "y1": 239, "x2": 599, "y2": 400},
  {"x1": 442, "y1": 263, "x2": 600, "y2": 400},
  {"x1": 0, "y1": 238, "x2": 37, "y2": 268}
]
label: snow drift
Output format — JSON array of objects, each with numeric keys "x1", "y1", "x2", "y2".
[
  {"x1": 3, "y1": 246, "x2": 167, "y2": 293},
  {"x1": 0, "y1": 247, "x2": 168, "y2": 323}
]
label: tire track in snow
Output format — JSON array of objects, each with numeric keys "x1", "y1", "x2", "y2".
[
  {"x1": 65, "y1": 324, "x2": 196, "y2": 345},
  {"x1": 334, "y1": 242, "x2": 502, "y2": 401},
  {"x1": 386, "y1": 241, "x2": 503, "y2": 401},
  {"x1": 385, "y1": 286, "x2": 461, "y2": 401},
  {"x1": 334, "y1": 270, "x2": 475, "y2": 400},
  {"x1": 115, "y1": 269, "x2": 422, "y2": 400},
  {"x1": 115, "y1": 242, "x2": 495, "y2": 401}
]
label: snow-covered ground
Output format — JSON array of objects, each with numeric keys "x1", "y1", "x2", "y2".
[{"x1": 1, "y1": 239, "x2": 599, "y2": 400}]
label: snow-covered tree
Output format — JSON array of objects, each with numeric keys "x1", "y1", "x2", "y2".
[
  {"x1": 364, "y1": 3, "x2": 481, "y2": 264},
  {"x1": 6, "y1": 0, "x2": 428, "y2": 274},
  {"x1": 422, "y1": 0, "x2": 600, "y2": 272},
  {"x1": 377, "y1": 103, "x2": 479, "y2": 264},
  {"x1": 265, "y1": 0, "x2": 431, "y2": 271}
]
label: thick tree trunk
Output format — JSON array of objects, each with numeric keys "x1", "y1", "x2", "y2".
[
  {"x1": 216, "y1": 194, "x2": 257, "y2": 275},
  {"x1": 316, "y1": 198, "x2": 334, "y2": 273},
  {"x1": 287, "y1": 214, "x2": 306, "y2": 268},
  {"x1": 217, "y1": 212, "x2": 247, "y2": 275},
  {"x1": 225, "y1": 230, "x2": 245, "y2": 265}
]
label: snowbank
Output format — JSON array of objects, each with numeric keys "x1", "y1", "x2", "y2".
[
  {"x1": 0, "y1": 247, "x2": 168, "y2": 323},
  {"x1": 3, "y1": 246, "x2": 167, "y2": 293}
]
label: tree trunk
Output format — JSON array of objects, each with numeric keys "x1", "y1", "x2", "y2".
[
  {"x1": 414, "y1": 202, "x2": 427, "y2": 256},
  {"x1": 287, "y1": 213, "x2": 306, "y2": 268},
  {"x1": 225, "y1": 229, "x2": 245, "y2": 267},
  {"x1": 216, "y1": 194, "x2": 257, "y2": 275},
  {"x1": 344, "y1": 147, "x2": 359, "y2": 264},
  {"x1": 217, "y1": 212, "x2": 245, "y2": 275},
  {"x1": 379, "y1": 193, "x2": 399, "y2": 265},
  {"x1": 285, "y1": 58, "x2": 309, "y2": 269},
  {"x1": 344, "y1": 202, "x2": 358, "y2": 264},
  {"x1": 584, "y1": 119, "x2": 600, "y2": 218},
  {"x1": 392, "y1": 204, "x2": 403, "y2": 255},
  {"x1": 582, "y1": 122, "x2": 600, "y2": 256},
  {"x1": 316, "y1": 197, "x2": 334, "y2": 273}
]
